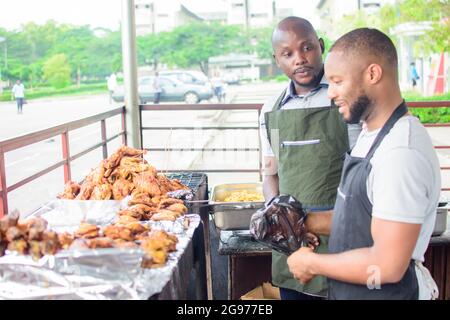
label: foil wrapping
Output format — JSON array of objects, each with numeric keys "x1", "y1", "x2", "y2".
[{"x1": 0, "y1": 200, "x2": 200, "y2": 300}]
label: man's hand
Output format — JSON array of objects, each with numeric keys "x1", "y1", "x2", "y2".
[
  {"x1": 304, "y1": 210, "x2": 333, "y2": 236},
  {"x1": 305, "y1": 232, "x2": 320, "y2": 249},
  {"x1": 287, "y1": 247, "x2": 316, "y2": 284}
]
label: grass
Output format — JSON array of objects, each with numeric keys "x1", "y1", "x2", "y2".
[
  {"x1": 1, "y1": 80, "x2": 448, "y2": 123},
  {"x1": 0, "y1": 83, "x2": 107, "y2": 102},
  {"x1": 404, "y1": 91, "x2": 450, "y2": 123}
]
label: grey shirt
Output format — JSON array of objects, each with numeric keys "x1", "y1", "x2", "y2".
[{"x1": 259, "y1": 77, "x2": 361, "y2": 170}]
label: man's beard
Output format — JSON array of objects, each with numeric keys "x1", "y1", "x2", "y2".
[
  {"x1": 346, "y1": 94, "x2": 373, "y2": 124},
  {"x1": 293, "y1": 68, "x2": 323, "y2": 89}
]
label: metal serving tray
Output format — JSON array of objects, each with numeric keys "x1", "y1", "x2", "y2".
[{"x1": 210, "y1": 183, "x2": 264, "y2": 230}]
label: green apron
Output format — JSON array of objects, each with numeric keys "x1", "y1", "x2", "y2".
[{"x1": 264, "y1": 90, "x2": 349, "y2": 297}]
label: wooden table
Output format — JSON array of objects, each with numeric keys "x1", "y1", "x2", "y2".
[{"x1": 218, "y1": 231, "x2": 271, "y2": 300}]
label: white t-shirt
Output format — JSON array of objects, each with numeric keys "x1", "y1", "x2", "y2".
[
  {"x1": 12, "y1": 83, "x2": 25, "y2": 98},
  {"x1": 107, "y1": 74, "x2": 117, "y2": 91},
  {"x1": 351, "y1": 115, "x2": 441, "y2": 262}
]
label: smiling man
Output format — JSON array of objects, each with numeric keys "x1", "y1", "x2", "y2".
[
  {"x1": 259, "y1": 16, "x2": 361, "y2": 300},
  {"x1": 286, "y1": 28, "x2": 441, "y2": 300}
]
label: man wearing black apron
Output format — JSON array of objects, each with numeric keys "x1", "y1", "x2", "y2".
[
  {"x1": 260, "y1": 17, "x2": 360, "y2": 299},
  {"x1": 287, "y1": 28, "x2": 440, "y2": 300}
]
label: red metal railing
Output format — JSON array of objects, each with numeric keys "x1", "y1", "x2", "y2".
[
  {"x1": 408, "y1": 101, "x2": 450, "y2": 191},
  {"x1": 140, "y1": 103, "x2": 263, "y2": 180},
  {"x1": 0, "y1": 107, "x2": 127, "y2": 217},
  {"x1": 141, "y1": 101, "x2": 450, "y2": 191},
  {"x1": 0, "y1": 101, "x2": 448, "y2": 217}
]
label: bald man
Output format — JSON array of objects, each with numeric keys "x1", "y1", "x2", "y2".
[
  {"x1": 287, "y1": 28, "x2": 440, "y2": 300},
  {"x1": 258, "y1": 16, "x2": 360, "y2": 300}
]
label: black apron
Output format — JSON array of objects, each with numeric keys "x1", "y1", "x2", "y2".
[{"x1": 328, "y1": 101, "x2": 419, "y2": 300}]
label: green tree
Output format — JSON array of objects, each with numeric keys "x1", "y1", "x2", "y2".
[
  {"x1": 143, "y1": 23, "x2": 242, "y2": 73},
  {"x1": 334, "y1": 0, "x2": 449, "y2": 54},
  {"x1": 43, "y1": 53, "x2": 71, "y2": 88}
]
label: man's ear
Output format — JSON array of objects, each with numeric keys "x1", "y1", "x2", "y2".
[
  {"x1": 366, "y1": 63, "x2": 383, "y2": 84},
  {"x1": 273, "y1": 53, "x2": 280, "y2": 67},
  {"x1": 318, "y1": 38, "x2": 325, "y2": 55}
]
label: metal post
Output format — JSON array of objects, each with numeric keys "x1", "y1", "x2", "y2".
[
  {"x1": 61, "y1": 131, "x2": 71, "y2": 183},
  {"x1": 121, "y1": 109, "x2": 128, "y2": 145},
  {"x1": 121, "y1": 0, "x2": 141, "y2": 149},
  {"x1": 0, "y1": 149, "x2": 8, "y2": 216},
  {"x1": 101, "y1": 119, "x2": 108, "y2": 159}
]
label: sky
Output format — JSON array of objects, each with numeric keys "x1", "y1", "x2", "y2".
[{"x1": 0, "y1": 0, "x2": 320, "y2": 31}]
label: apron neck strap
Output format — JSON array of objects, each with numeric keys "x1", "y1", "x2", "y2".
[
  {"x1": 274, "y1": 88, "x2": 287, "y2": 110},
  {"x1": 365, "y1": 100, "x2": 408, "y2": 160}
]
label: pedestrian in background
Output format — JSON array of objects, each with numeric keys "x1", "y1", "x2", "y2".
[
  {"x1": 12, "y1": 79, "x2": 25, "y2": 114},
  {"x1": 107, "y1": 73, "x2": 117, "y2": 104},
  {"x1": 409, "y1": 62, "x2": 420, "y2": 90},
  {"x1": 153, "y1": 72, "x2": 162, "y2": 104}
]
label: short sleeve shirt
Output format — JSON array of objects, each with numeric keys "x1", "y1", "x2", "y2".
[{"x1": 350, "y1": 115, "x2": 441, "y2": 261}]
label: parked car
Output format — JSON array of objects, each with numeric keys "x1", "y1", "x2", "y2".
[
  {"x1": 222, "y1": 73, "x2": 240, "y2": 85},
  {"x1": 160, "y1": 70, "x2": 210, "y2": 86},
  {"x1": 112, "y1": 75, "x2": 214, "y2": 104}
]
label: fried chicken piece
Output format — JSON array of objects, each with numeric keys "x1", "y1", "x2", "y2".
[
  {"x1": 150, "y1": 230, "x2": 178, "y2": 252},
  {"x1": 120, "y1": 145, "x2": 147, "y2": 158},
  {"x1": 103, "y1": 225, "x2": 133, "y2": 241},
  {"x1": 28, "y1": 228, "x2": 44, "y2": 241},
  {"x1": 86, "y1": 161, "x2": 107, "y2": 184},
  {"x1": 140, "y1": 230, "x2": 178, "y2": 268},
  {"x1": 104, "y1": 145, "x2": 147, "y2": 173},
  {"x1": 89, "y1": 182, "x2": 112, "y2": 200},
  {"x1": 134, "y1": 230, "x2": 150, "y2": 241},
  {"x1": 40, "y1": 240, "x2": 60, "y2": 255},
  {"x1": 58, "y1": 232, "x2": 74, "y2": 249},
  {"x1": 75, "y1": 181, "x2": 95, "y2": 200},
  {"x1": 58, "y1": 181, "x2": 81, "y2": 199},
  {"x1": 87, "y1": 237, "x2": 115, "y2": 249},
  {"x1": 69, "y1": 238, "x2": 90, "y2": 250},
  {"x1": 0, "y1": 241, "x2": 6, "y2": 257},
  {"x1": 28, "y1": 241, "x2": 42, "y2": 261},
  {"x1": 158, "y1": 197, "x2": 184, "y2": 209},
  {"x1": 165, "y1": 203, "x2": 188, "y2": 215},
  {"x1": 118, "y1": 209, "x2": 143, "y2": 221},
  {"x1": 142, "y1": 209, "x2": 159, "y2": 221},
  {"x1": 0, "y1": 218, "x2": 9, "y2": 235},
  {"x1": 7, "y1": 239, "x2": 28, "y2": 254},
  {"x1": 168, "y1": 179, "x2": 189, "y2": 191},
  {"x1": 129, "y1": 203, "x2": 154, "y2": 215},
  {"x1": 112, "y1": 178, "x2": 135, "y2": 200},
  {"x1": 116, "y1": 215, "x2": 140, "y2": 225},
  {"x1": 23, "y1": 217, "x2": 48, "y2": 241},
  {"x1": 74, "y1": 223, "x2": 100, "y2": 239},
  {"x1": 40, "y1": 231, "x2": 61, "y2": 255},
  {"x1": 23, "y1": 217, "x2": 48, "y2": 231},
  {"x1": 141, "y1": 254, "x2": 160, "y2": 268},
  {"x1": 5, "y1": 226, "x2": 25, "y2": 242},
  {"x1": 150, "y1": 210, "x2": 178, "y2": 222},
  {"x1": 119, "y1": 221, "x2": 149, "y2": 236},
  {"x1": 156, "y1": 174, "x2": 173, "y2": 195},
  {"x1": 128, "y1": 192, "x2": 153, "y2": 206},
  {"x1": 140, "y1": 240, "x2": 168, "y2": 266},
  {"x1": 120, "y1": 157, "x2": 155, "y2": 175},
  {"x1": 133, "y1": 171, "x2": 162, "y2": 197},
  {"x1": 113, "y1": 239, "x2": 138, "y2": 249}
]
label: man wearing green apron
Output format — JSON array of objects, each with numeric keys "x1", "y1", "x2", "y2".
[
  {"x1": 287, "y1": 29, "x2": 440, "y2": 300},
  {"x1": 260, "y1": 17, "x2": 360, "y2": 299}
]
